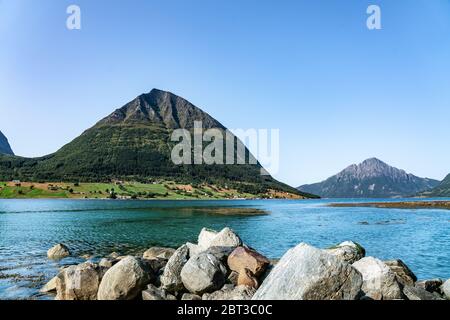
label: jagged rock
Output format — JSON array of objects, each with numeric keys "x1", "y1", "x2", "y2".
[
  {"x1": 142, "y1": 284, "x2": 176, "y2": 300},
  {"x1": 352, "y1": 257, "x2": 403, "y2": 300},
  {"x1": 47, "y1": 244, "x2": 70, "y2": 260},
  {"x1": 252, "y1": 243, "x2": 363, "y2": 300},
  {"x1": 442, "y1": 279, "x2": 450, "y2": 300},
  {"x1": 238, "y1": 269, "x2": 259, "y2": 289},
  {"x1": 181, "y1": 293, "x2": 202, "y2": 300},
  {"x1": 180, "y1": 252, "x2": 228, "y2": 295},
  {"x1": 415, "y1": 279, "x2": 443, "y2": 294},
  {"x1": 97, "y1": 256, "x2": 151, "y2": 300},
  {"x1": 186, "y1": 242, "x2": 202, "y2": 257},
  {"x1": 143, "y1": 247, "x2": 175, "y2": 260},
  {"x1": 228, "y1": 246, "x2": 270, "y2": 277},
  {"x1": 209, "y1": 228, "x2": 242, "y2": 249},
  {"x1": 40, "y1": 276, "x2": 58, "y2": 293},
  {"x1": 203, "y1": 285, "x2": 256, "y2": 300},
  {"x1": 198, "y1": 228, "x2": 218, "y2": 249},
  {"x1": 384, "y1": 259, "x2": 417, "y2": 286},
  {"x1": 325, "y1": 241, "x2": 365, "y2": 264},
  {"x1": 403, "y1": 285, "x2": 444, "y2": 300},
  {"x1": 160, "y1": 244, "x2": 189, "y2": 292},
  {"x1": 56, "y1": 262, "x2": 102, "y2": 300}
]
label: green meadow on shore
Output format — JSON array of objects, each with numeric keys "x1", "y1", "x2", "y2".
[{"x1": 0, "y1": 181, "x2": 305, "y2": 200}]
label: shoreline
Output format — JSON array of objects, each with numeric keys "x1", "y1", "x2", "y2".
[
  {"x1": 328, "y1": 201, "x2": 450, "y2": 210},
  {"x1": 40, "y1": 227, "x2": 450, "y2": 301}
]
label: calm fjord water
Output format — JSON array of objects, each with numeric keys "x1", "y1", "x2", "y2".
[{"x1": 0, "y1": 198, "x2": 449, "y2": 299}]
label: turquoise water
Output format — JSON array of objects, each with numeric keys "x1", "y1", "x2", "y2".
[{"x1": 0, "y1": 198, "x2": 449, "y2": 299}]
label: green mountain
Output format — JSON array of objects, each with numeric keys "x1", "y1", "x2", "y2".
[
  {"x1": 419, "y1": 174, "x2": 450, "y2": 197},
  {"x1": 298, "y1": 158, "x2": 440, "y2": 198},
  {"x1": 0, "y1": 131, "x2": 14, "y2": 155},
  {"x1": 0, "y1": 89, "x2": 311, "y2": 197}
]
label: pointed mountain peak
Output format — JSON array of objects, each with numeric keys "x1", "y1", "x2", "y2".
[
  {"x1": 299, "y1": 158, "x2": 440, "y2": 198},
  {"x1": 97, "y1": 89, "x2": 224, "y2": 130},
  {"x1": 0, "y1": 130, "x2": 14, "y2": 155}
]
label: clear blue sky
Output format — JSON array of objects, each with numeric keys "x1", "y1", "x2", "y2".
[{"x1": 1, "y1": 0, "x2": 449, "y2": 186}]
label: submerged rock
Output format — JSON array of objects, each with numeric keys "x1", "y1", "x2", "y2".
[
  {"x1": 181, "y1": 252, "x2": 228, "y2": 295},
  {"x1": 384, "y1": 259, "x2": 417, "y2": 286},
  {"x1": 325, "y1": 241, "x2": 365, "y2": 264},
  {"x1": 352, "y1": 257, "x2": 403, "y2": 300},
  {"x1": 56, "y1": 262, "x2": 102, "y2": 300},
  {"x1": 160, "y1": 244, "x2": 189, "y2": 293},
  {"x1": 47, "y1": 244, "x2": 70, "y2": 260},
  {"x1": 97, "y1": 256, "x2": 150, "y2": 300},
  {"x1": 252, "y1": 243, "x2": 363, "y2": 300}
]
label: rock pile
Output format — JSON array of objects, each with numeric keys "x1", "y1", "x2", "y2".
[{"x1": 43, "y1": 230, "x2": 450, "y2": 300}]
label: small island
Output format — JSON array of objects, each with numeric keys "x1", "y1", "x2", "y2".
[{"x1": 329, "y1": 201, "x2": 450, "y2": 210}]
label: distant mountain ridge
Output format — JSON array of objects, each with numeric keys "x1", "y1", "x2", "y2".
[
  {"x1": 420, "y1": 174, "x2": 450, "y2": 197},
  {"x1": 298, "y1": 158, "x2": 440, "y2": 198},
  {"x1": 0, "y1": 89, "x2": 311, "y2": 198},
  {"x1": 0, "y1": 131, "x2": 14, "y2": 155}
]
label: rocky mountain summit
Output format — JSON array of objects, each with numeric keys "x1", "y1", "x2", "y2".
[
  {"x1": 0, "y1": 89, "x2": 307, "y2": 198},
  {"x1": 42, "y1": 227, "x2": 450, "y2": 301},
  {"x1": 298, "y1": 158, "x2": 440, "y2": 198},
  {"x1": 0, "y1": 130, "x2": 14, "y2": 155}
]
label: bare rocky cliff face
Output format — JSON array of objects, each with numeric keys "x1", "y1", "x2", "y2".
[
  {"x1": 298, "y1": 158, "x2": 440, "y2": 198},
  {"x1": 0, "y1": 130, "x2": 14, "y2": 155}
]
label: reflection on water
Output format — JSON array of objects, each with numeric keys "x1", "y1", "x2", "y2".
[{"x1": 0, "y1": 198, "x2": 450, "y2": 299}]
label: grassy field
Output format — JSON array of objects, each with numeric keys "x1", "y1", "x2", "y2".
[{"x1": 0, "y1": 181, "x2": 302, "y2": 200}]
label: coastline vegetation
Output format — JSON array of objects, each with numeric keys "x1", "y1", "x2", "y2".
[{"x1": 0, "y1": 181, "x2": 306, "y2": 200}]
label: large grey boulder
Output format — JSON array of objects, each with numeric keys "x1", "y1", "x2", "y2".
[
  {"x1": 352, "y1": 257, "x2": 403, "y2": 300},
  {"x1": 252, "y1": 243, "x2": 363, "y2": 300},
  {"x1": 203, "y1": 285, "x2": 256, "y2": 300},
  {"x1": 56, "y1": 262, "x2": 102, "y2": 300},
  {"x1": 160, "y1": 244, "x2": 189, "y2": 292},
  {"x1": 142, "y1": 284, "x2": 176, "y2": 300},
  {"x1": 442, "y1": 279, "x2": 450, "y2": 300},
  {"x1": 180, "y1": 252, "x2": 228, "y2": 295},
  {"x1": 325, "y1": 241, "x2": 365, "y2": 264},
  {"x1": 384, "y1": 259, "x2": 417, "y2": 286},
  {"x1": 143, "y1": 247, "x2": 176, "y2": 260},
  {"x1": 47, "y1": 244, "x2": 70, "y2": 260},
  {"x1": 97, "y1": 256, "x2": 150, "y2": 300}
]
